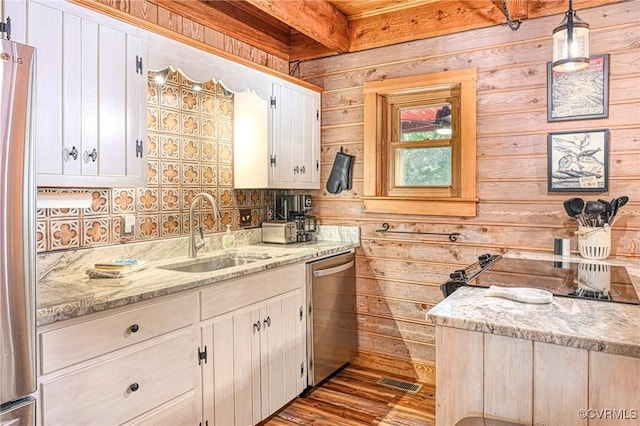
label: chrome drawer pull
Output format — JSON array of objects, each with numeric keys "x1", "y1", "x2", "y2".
[
  {"x1": 129, "y1": 324, "x2": 139, "y2": 333},
  {"x1": 129, "y1": 383, "x2": 139, "y2": 392},
  {"x1": 264, "y1": 316, "x2": 271, "y2": 328},
  {"x1": 253, "y1": 321, "x2": 261, "y2": 332}
]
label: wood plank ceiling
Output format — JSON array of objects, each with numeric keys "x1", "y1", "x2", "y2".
[{"x1": 152, "y1": 0, "x2": 625, "y2": 63}]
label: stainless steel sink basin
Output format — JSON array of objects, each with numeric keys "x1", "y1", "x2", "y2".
[{"x1": 158, "y1": 252, "x2": 269, "y2": 273}]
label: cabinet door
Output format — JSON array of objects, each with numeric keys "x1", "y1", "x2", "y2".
[
  {"x1": 589, "y1": 351, "x2": 640, "y2": 426},
  {"x1": 269, "y1": 82, "x2": 321, "y2": 189},
  {"x1": 28, "y1": 0, "x2": 146, "y2": 187},
  {"x1": 202, "y1": 306, "x2": 262, "y2": 426},
  {"x1": 260, "y1": 289, "x2": 304, "y2": 420},
  {"x1": 29, "y1": 1, "x2": 64, "y2": 178},
  {"x1": 3, "y1": 0, "x2": 28, "y2": 45}
]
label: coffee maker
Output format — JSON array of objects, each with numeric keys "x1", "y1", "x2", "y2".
[{"x1": 275, "y1": 194, "x2": 318, "y2": 242}]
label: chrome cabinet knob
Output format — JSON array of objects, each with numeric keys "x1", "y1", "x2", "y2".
[
  {"x1": 129, "y1": 383, "x2": 139, "y2": 392},
  {"x1": 83, "y1": 148, "x2": 98, "y2": 163},
  {"x1": 63, "y1": 146, "x2": 78, "y2": 161},
  {"x1": 129, "y1": 324, "x2": 139, "y2": 333}
]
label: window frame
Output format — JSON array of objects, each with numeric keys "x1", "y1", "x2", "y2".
[{"x1": 362, "y1": 69, "x2": 478, "y2": 217}]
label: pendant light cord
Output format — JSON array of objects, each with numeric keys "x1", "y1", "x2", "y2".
[{"x1": 501, "y1": 0, "x2": 522, "y2": 31}]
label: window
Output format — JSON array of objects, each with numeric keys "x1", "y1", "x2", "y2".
[{"x1": 362, "y1": 69, "x2": 477, "y2": 216}]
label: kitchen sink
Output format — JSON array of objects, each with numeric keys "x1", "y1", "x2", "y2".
[{"x1": 158, "y1": 252, "x2": 270, "y2": 273}]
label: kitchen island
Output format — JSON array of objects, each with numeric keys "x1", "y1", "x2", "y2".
[{"x1": 427, "y1": 252, "x2": 640, "y2": 426}]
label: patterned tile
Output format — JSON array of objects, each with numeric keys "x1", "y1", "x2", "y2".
[
  {"x1": 36, "y1": 220, "x2": 48, "y2": 252},
  {"x1": 235, "y1": 190, "x2": 247, "y2": 206},
  {"x1": 182, "y1": 188, "x2": 199, "y2": 211},
  {"x1": 161, "y1": 188, "x2": 181, "y2": 212},
  {"x1": 201, "y1": 164, "x2": 216, "y2": 186},
  {"x1": 201, "y1": 117, "x2": 217, "y2": 139},
  {"x1": 83, "y1": 217, "x2": 111, "y2": 246},
  {"x1": 147, "y1": 81, "x2": 158, "y2": 105},
  {"x1": 112, "y1": 189, "x2": 136, "y2": 213},
  {"x1": 201, "y1": 141, "x2": 216, "y2": 162},
  {"x1": 181, "y1": 113, "x2": 200, "y2": 137},
  {"x1": 161, "y1": 213, "x2": 181, "y2": 237},
  {"x1": 181, "y1": 87, "x2": 200, "y2": 112},
  {"x1": 181, "y1": 163, "x2": 200, "y2": 186},
  {"x1": 201, "y1": 211, "x2": 219, "y2": 232},
  {"x1": 218, "y1": 97, "x2": 233, "y2": 118},
  {"x1": 147, "y1": 160, "x2": 159, "y2": 186},
  {"x1": 220, "y1": 210, "x2": 234, "y2": 227},
  {"x1": 160, "y1": 162, "x2": 180, "y2": 186},
  {"x1": 86, "y1": 190, "x2": 109, "y2": 216},
  {"x1": 147, "y1": 107, "x2": 159, "y2": 132},
  {"x1": 160, "y1": 135, "x2": 180, "y2": 159},
  {"x1": 160, "y1": 110, "x2": 180, "y2": 134},
  {"x1": 182, "y1": 138, "x2": 200, "y2": 162},
  {"x1": 218, "y1": 142, "x2": 233, "y2": 163},
  {"x1": 219, "y1": 165, "x2": 233, "y2": 186},
  {"x1": 49, "y1": 219, "x2": 81, "y2": 250},
  {"x1": 138, "y1": 188, "x2": 159, "y2": 212},
  {"x1": 218, "y1": 118, "x2": 233, "y2": 141},
  {"x1": 181, "y1": 212, "x2": 193, "y2": 235},
  {"x1": 160, "y1": 83, "x2": 180, "y2": 109},
  {"x1": 147, "y1": 133, "x2": 159, "y2": 158},
  {"x1": 138, "y1": 214, "x2": 160, "y2": 239},
  {"x1": 249, "y1": 190, "x2": 261, "y2": 206},
  {"x1": 48, "y1": 206, "x2": 79, "y2": 218},
  {"x1": 201, "y1": 93, "x2": 216, "y2": 115},
  {"x1": 251, "y1": 209, "x2": 262, "y2": 226},
  {"x1": 218, "y1": 189, "x2": 234, "y2": 208}
]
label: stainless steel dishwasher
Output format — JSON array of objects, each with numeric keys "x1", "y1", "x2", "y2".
[{"x1": 306, "y1": 251, "x2": 357, "y2": 387}]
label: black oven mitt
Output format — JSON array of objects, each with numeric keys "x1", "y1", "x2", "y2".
[{"x1": 326, "y1": 148, "x2": 354, "y2": 194}]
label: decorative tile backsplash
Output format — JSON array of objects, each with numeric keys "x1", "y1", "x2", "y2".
[{"x1": 36, "y1": 70, "x2": 273, "y2": 253}]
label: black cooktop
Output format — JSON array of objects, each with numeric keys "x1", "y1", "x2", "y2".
[{"x1": 444, "y1": 255, "x2": 640, "y2": 305}]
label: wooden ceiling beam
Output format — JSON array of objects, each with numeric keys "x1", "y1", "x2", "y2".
[
  {"x1": 244, "y1": 0, "x2": 351, "y2": 53},
  {"x1": 148, "y1": 0, "x2": 290, "y2": 59}
]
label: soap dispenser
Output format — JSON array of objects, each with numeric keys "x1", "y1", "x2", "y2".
[{"x1": 222, "y1": 225, "x2": 235, "y2": 250}]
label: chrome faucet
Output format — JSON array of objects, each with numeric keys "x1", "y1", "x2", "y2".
[{"x1": 188, "y1": 192, "x2": 222, "y2": 258}]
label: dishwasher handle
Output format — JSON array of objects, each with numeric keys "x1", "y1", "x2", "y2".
[{"x1": 313, "y1": 260, "x2": 354, "y2": 278}]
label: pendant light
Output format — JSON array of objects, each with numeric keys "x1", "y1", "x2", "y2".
[{"x1": 552, "y1": 0, "x2": 590, "y2": 72}]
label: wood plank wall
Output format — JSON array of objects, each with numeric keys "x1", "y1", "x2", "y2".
[
  {"x1": 295, "y1": 1, "x2": 640, "y2": 381},
  {"x1": 93, "y1": 0, "x2": 289, "y2": 73}
]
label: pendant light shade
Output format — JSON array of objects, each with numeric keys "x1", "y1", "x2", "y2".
[{"x1": 552, "y1": 0, "x2": 590, "y2": 72}]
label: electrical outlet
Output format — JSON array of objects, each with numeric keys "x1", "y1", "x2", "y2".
[
  {"x1": 239, "y1": 209, "x2": 252, "y2": 227},
  {"x1": 122, "y1": 215, "x2": 136, "y2": 236}
]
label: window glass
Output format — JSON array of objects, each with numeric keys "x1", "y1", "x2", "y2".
[
  {"x1": 395, "y1": 147, "x2": 452, "y2": 186},
  {"x1": 400, "y1": 104, "x2": 452, "y2": 141}
]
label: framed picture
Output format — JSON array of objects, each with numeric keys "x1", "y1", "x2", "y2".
[
  {"x1": 547, "y1": 54, "x2": 609, "y2": 121},
  {"x1": 547, "y1": 129, "x2": 609, "y2": 192}
]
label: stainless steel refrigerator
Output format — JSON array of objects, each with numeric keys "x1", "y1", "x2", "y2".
[{"x1": 1, "y1": 38, "x2": 37, "y2": 425}]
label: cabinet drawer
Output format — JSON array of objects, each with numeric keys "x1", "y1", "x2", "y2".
[
  {"x1": 200, "y1": 263, "x2": 304, "y2": 320},
  {"x1": 40, "y1": 329, "x2": 196, "y2": 426},
  {"x1": 124, "y1": 390, "x2": 199, "y2": 426},
  {"x1": 40, "y1": 293, "x2": 196, "y2": 374}
]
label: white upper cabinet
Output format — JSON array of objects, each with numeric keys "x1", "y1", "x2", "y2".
[
  {"x1": 233, "y1": 80, "x2": 321, "y2": 190},
  {"x1": 28, "y1": 0, "x2": 147, "y2": 187},
  {"x1": 2, "y1": 0, "x2": 27, "y2": 43},
  {"x1": 269, "y1": 81, "x2": 321, "y2": 189}
]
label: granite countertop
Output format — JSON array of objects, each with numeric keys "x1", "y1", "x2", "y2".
[
  {"x1": 37, "y1": 226, "x2": 359, "y2": 327},
  {"x1": 427, "y1": 252, "x2": 640, "y2": 358}
]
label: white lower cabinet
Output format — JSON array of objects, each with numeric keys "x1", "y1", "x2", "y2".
[
  {"x1": 37, "y1": 293, "x2": 200, "y2": 425},
  {"x1": 436, "y1": 326, "x2": 640, "y2": 426},
  {"x1": 38, "y1": 264, "x2": 306, "y2": 426},
  {"x1": 200, "y1": 263, "x2": 306, "y2": 425}
]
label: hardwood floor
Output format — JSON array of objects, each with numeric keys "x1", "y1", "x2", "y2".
[{"x1": 262, "y1": 364, "x2": 436, "y2": 426}]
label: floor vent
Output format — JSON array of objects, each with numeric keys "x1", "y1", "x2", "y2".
[{"x1": 376, "y1": 376, "x2": 423, "y2": 393}]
